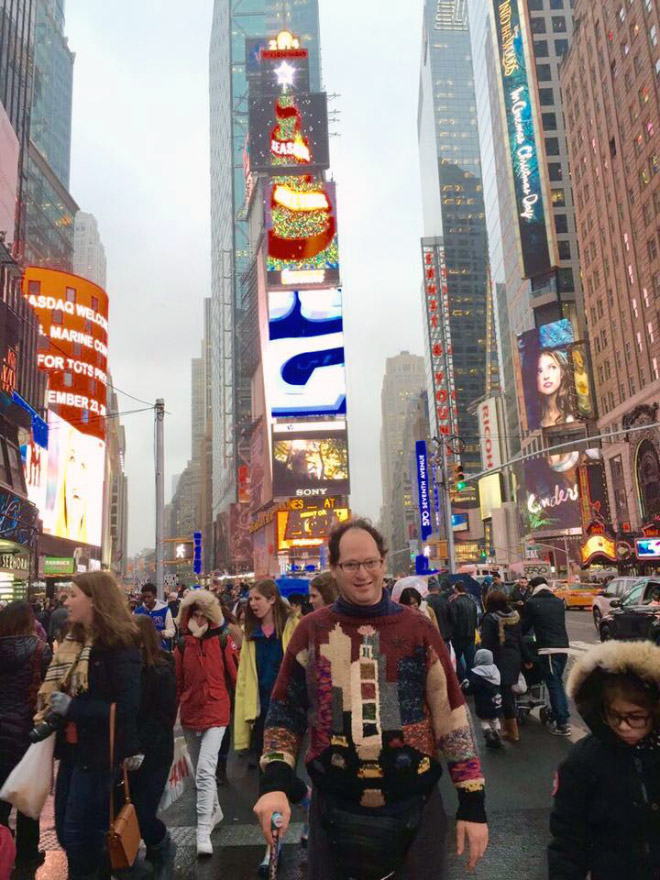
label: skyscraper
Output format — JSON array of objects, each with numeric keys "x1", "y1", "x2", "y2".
[
  {"x1": 417, "y1": 0, "x2": 490, "y2": 478},
  {"x1": 23, "y1": 0, "x2": 76, "y2": 270},
  {"x1": 73, "y1": 211, "x2": 107, "y2": 288},
  {"x1": 562, "y1": 0, "x2": 660, "y2": 535},
  {"x1": 209, "y1": 0, "x2": 321, "y2": 568},
  {"x1": 379, "y1": 352, "x2": 426, "y2": 555}
]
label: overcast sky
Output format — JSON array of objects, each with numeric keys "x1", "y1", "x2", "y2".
[{"x1": 65, "y1": 0, "x2": 428, "y2": 555}]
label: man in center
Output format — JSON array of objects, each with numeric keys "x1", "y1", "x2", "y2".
[{"x1": 253, "y1": 519, "x2": 488, "y2": 879}]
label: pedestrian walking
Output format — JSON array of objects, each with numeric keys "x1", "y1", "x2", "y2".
[
  {"x1": 253, "y1": 519, "x2": 488, "y2": 879},
  {"x1": 397, "y1": 585, "x2": 440, "y2": 630},
  {"x1": 308, "y1": 571, "x2": 338, "y2": 611},
  {"x1": 461, "y1": 648, "x2": 503, "y2": 749},
  {"x1": 522, "y1": 577, "x2": 571, "y2": 736},
  {"x1": 234, "y1": 579, "x2": 306, "y2": 873},
  {"x1": 134, "y1": 583, "x2": 176, "y2": 651},
  {"x1": 48, "y1": 594, "x2": 69, "y2": 645},
  {"x1": 131, "y1": 615, "x2": 177, "y2": 879},
  {"x1": 0, "y1": 602, "x2": 52, "y2": 870},
  {"x1": 37, "y1": 572, "x2": 142, "y2": 880},
  {"x1": 426, "y1": 578, "x2": 452, "y2": 646},
  {"x1": 174, "y1": 590, "x2": 239, "y2": 857},
  {"x1": 450, "y1": 581, "x2": 479, "y2": 680},
  {"x1": 481, "y1": 590, "x2": 526, "y2": 743},
  {"x1": 215, "y1": 600, "x2": 243, "y2": 786},
  {"x1": 549, "y1": 640, "x2": 660, "y2": 879}
]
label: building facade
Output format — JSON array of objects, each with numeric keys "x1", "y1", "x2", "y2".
[
  {"x1": 379, "y1": 352, "x2": 426, "y2": 555},
  {"x1": 562, "y1": 0, "x2": 660, "y2": 536},
  {"x1": 209, "y1": 0, "x2": 322, "y2": 570},
  {"x1": 73, "y1": 211, "x2": 106, "y2": 287}
]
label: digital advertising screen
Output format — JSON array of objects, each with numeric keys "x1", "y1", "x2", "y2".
[
  {"x1": 265, "y1": 179, "x2": 340, "y2": 289},
  {"x1": 23, "y1": 268, "x2": 109, "y2": 441},
  {"x1": 22, "y1": 410, "x2": 105, "y2": 547},
  {"x1": 522, "y1": 447, "x2": 601, "y2": 536},
  {"x1": 276, "y1": 505, "x2": 350, "y2": 550},
  {"x1": 517, "y1": 319, "x2": 591, "y2": 432},
  {"x1": 248, "y1": 91, "x2": 329, "y2": 175},
  {"x1": 272, "y1": 429, "x2": 350, "y2": 498},
  {"x1": 636, "y1": 538, "x2": 660, "y2": 559},
  {"x1": 492, "y1": 0, "x2": 553, "y2": 279},
  {"x1": 266, "y1": 288, "x2": 346, "y2": 418}
]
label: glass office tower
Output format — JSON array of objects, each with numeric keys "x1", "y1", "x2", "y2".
[
  {"x1": 209, "y1": 0, "x2": 321, "y2": 565},
  {"x1": 418, "y1": 0, "x2": 490, "y2": 476}
]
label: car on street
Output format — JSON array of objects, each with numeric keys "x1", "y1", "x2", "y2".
[
  {"x1": 552, "y1": 581, "x2": 602, "y2": 610},
  {"x1": 599, "y1": 579, "x2": 660, "y2": 644},
  {"x1": 592, "y1": 575, "x2": 642, "y2": 630}
]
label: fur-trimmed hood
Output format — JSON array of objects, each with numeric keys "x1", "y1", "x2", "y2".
[
  {"x1": 175, "y1": 589, "x2": 224, "y2": 630},
  {"x1": 568, "y1": 640, "x2": 660, "y2": 740}
]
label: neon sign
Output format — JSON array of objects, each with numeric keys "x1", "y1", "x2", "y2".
[
  {"x1": 493, "y1": 0, "x2": 552, "y2": 279},
  {"x1": 416, "y1": 441, "x2": 432, "y2": 541}
]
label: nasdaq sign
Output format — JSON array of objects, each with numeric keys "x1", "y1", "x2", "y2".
[{"x1": 493, "y1": 0, "x2": 551, "y2": 279}]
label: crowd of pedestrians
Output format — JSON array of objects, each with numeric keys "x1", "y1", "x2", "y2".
[{"x1": 0, "y1": 530, "x2": 659, "y2": 879}]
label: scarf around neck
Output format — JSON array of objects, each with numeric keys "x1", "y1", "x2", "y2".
[
  {"x1": 37, "y1": 632, "x2": 93, "y2": 716},
  {"x1": 188, "y1": 618, "x2": 209, "y2": 639}
]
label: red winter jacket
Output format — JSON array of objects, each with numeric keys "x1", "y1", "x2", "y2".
[{"x1": 175, "y1": 628, "x2": 239, "y2": 730}]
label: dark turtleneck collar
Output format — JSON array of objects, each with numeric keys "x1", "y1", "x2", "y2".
[{"x1": 334, "y1": 590, "x2": 402, "y2": 619}]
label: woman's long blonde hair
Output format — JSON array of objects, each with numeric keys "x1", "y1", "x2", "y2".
[{"x1": 70, "y1": 571, "x2": 138, "y2": 648}]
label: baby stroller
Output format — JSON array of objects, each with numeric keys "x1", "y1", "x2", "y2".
[{"x1": 516, "y1": 637, "x2": 552, "y2": 726}]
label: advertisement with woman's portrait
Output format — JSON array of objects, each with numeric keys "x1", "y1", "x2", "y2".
[{"x1": 518, "y1": 319, "x2": 593, "y2": 431}]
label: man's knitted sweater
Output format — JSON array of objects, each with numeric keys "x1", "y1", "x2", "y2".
[{"x1": 260, "y1": 594, "x2": 486, "y2": 823}]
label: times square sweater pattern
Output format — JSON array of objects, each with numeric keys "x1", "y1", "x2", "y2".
[{"x1": 261, "y1": 598, "x2": 486, "y2": 822}]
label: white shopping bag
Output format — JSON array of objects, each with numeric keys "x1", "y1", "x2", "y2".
[
  {"x1": 0, "y1": 735, "x2": 55, "y2": 820},
  {"x1": 158, "y1": 736, "x2": 194, "y2": 813}
]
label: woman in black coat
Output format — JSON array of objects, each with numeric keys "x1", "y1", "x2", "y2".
[
  {"x1": 131, "y1": 615, "x2": 177, "y2": 880},
  {"x1": 481, "y1": 590, "x2": 525, "y2": 743},
  {"x1": 37, "y1": 573, "x2": 141, "y2": 880},
  {"x1": 0, "y1": 602, "x2": 52, "y2": 867}
]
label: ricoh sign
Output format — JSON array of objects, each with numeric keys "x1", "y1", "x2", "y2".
[{"x1": 478, "y1": 398, "x2": 503, "y2": 472}]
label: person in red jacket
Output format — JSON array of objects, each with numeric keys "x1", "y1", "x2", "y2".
[{"x1": 174, "y1": 590, "x2": 238, "y2": 858}]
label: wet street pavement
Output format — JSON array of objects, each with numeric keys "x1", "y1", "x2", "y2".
[{"x1": 16, "y1": 614, "x2": 597, "y2": 879}]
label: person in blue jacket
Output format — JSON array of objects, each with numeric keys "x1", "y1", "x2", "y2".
[{"x1": 134, "y1": 583, "x2": 175, "y2": 651}]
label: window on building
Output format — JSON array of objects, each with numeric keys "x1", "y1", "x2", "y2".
[
  {"x1": 550, "y1": 0, "x2": 564, "y2": 8},
  {"x1": 543, "y1": 112, "x2": 558, "y2": 129},
  {"x1": 535, "y1": 40, "x2": 550, "y2": 57},
  {"x1": 546, "y1": 137, "x2": 561, "y2": 155},
  {"x1": 555, "y1": 214, "x2": 569, "y2": 234},
  {"x1": 555, "y1": 39, "x2": 569, "y2": 55},
  {"x1": 531, "y1": 13, "x2": 546, "y2": 30},
  {"x1": 539, "y1": 87, "x2": 554, "y2": 106},
  {"x1": 654, "y1": 271, "x2": 660, "y2": 297},
  {"x1": 558, "y1": 240, "x2": 571, "y2": 260},
  {"x1": 553, "y1": 16, "x2": 567, "y2": 32},
  {"x1": 649, "y1": 236, "x2": 658, "y2": 261},
  {"x1": 558, "y1": 268, "x2": 574, "y2": 291},
  {"x1": 537, "y1": 63, "x2": 552, "y2": 81},
  {"x1": 651, "y1": 25, "x2": 658, "y2": 47},
  {"x1": 549, "y1": 162, "x2": 563, "y2": 181}
]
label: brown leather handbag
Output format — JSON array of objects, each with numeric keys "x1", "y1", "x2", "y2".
[{"x1": 106, "y1": 703, "x2": 141, "y2": 870}]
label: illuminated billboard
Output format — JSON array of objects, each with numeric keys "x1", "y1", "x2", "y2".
[
  {"x1": 272, "y1": 428, "x2": 350, "y2": 498},
  {"x1": 266, "y1": 288, "x2": 346, "y2": 418},
  {"x1": 249, "y1": 91, "x2": 329, "y2": 175},
  {"x1": 523, "y1": 447, "x2": 601, "y2": 536},
  {"x1": 265, "y1": 179, "x2": 340, "y2": 289},
  {"x1": 276, "y1": 505, "x2": 350, "y2": 550},
  {"x1": 23, "y1": 410, "x2": 105, "y2": 547},
  {"x1": 637, "y1": 538, "x2": 660, "y2": 559},
  {"x1": 517, "y1": 319, "x2": 593, "y2": 432},
  {"x1": 492, "y1": 0, "x2": 553, "y2": 279},
  {"x1": 23, "y1": 268, "x2": 109, "y2": 441}
]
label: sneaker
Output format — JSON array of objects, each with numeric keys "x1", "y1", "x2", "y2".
[
  {"x1": 197, "y1": 826, "x2": 213, "y2": 857},
  {"x1": 549, "y1": 722, "x2": 572, "y2": 737}
]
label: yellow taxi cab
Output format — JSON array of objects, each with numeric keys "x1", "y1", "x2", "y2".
[{"x1": 551, "y1": 581, "x2": 602, "y2": 610}]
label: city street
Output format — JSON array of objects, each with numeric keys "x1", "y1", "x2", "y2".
[{"x1": 25, "y1": 613, "x2": 598, "y2": 880}]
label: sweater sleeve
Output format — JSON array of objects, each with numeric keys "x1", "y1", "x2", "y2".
[
  {"x1": 423, "y1": 621, "x2": 487, "y2": 824},
  {"x1": 259, "y1": 619, "x2": 310, "y2": 798},
  {"x1": 548, "y1": 746, "x2": 591, "y2": 880}
]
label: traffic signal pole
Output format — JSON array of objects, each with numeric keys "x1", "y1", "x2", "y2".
[
  {"x1": 436, "y1": 438, "x2": 457, "y2": 574},
  {"x1": 155, "y1": 399, "x2": 165, "y2": 601}
]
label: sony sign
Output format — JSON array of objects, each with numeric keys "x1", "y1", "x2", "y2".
[{"x1": 477, "y1": 397, "x2": 503, "y2": 472}]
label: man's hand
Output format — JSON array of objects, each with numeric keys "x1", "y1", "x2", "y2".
[
  {"x1": 253, "y1": 791, "x2": 291, "y2": 846},
  {"x1": 456, "y1": 820, "x2": 488, "y2": 871}
]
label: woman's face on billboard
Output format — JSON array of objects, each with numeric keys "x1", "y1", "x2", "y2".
[
  {"x1": 537, "y1": 352, "x2": 562, "y2": 397},
  {"x1": 65, "y1": 442, "x2": 87, "y2": 525}
]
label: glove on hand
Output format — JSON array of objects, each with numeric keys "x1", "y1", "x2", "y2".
[
  {"x1": 125, "y1": 754, "x2": 145, "y2": 772},
  {"x1": 49, "y1": 692, "x2": 72, "y2": 717}
]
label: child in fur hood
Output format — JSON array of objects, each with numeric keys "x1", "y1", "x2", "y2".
[
  {"x1": 549, "y1": 640, "x2": 660, "y2": 880},
  {"x1": 461, "y1": 648, "x2": 503, "y2": 749}
]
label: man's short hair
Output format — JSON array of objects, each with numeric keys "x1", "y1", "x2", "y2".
[
  {"x1": 328, "y1": 518, "x2": 387, "y2": 566},
  {"x1": 454, "y1": 581, "x2": 467, "y2": 593},
  {"x1": 141, "y1": 583, "x2": 157, "y2": 595},
  {"x1": 427, "y1": 580, "x2": 440, "y2": 592},
  {"x1": 529, "y1": 576, "x2": 548, "y2": 589}
]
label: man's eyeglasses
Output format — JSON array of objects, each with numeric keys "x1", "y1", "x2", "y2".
[
  {"x1": 602, "y1": 709, "x2": 652, "y2": 730},
  {"x1": 337, "y1": 559, "x2": 383, "y2": 574}
]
